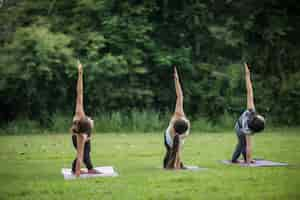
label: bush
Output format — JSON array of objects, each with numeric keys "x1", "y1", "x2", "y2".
[
  {"x1": 0, "y1": 110, "x2": 241, "y2": 134},
  {"x1": 1, "y1": 118, "x2": 43, "y2": 135}
]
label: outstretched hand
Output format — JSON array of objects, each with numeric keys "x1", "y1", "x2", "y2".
[
  {"x1": 244, "y1": 62, "x2": 250, "y2": 75},
  {"x1": 77, "y1": 60, "x2": 83, "y2": 73},
  {"x1": 174, "y1": 66, "x2": 179, "y2": 80}
]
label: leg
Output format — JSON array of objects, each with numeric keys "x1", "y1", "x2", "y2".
[
  {"x1": 231, "y1": 134, "x2": 243, "y2": 162},
  {"x1": 163, "y1": 134, "x2": 171, "y2": 168},
  {"x1": 71, "y1": 135, "x2": 77, "y2": 173},
  {"x1": 83, "y1": 140, "x2": 94, "y2": 170},
  {"x1": 173, "y1": 135, "x2": 181, "y2": 169},
  {"x1": 163, "y1": 150, "x2": 171, "y2": 168},
  {"x1": 166, "y1": 149, "x2": 177, "y2": 169},
  {"x1": 72, "y1": 158, "x2": 77, "y2": 173},
  {"x1": 240, "y1": 135, "x2": 247, "y2": 162},
  {"x1": 166, "y1": 135, "x2": 180, "y2": 169}
]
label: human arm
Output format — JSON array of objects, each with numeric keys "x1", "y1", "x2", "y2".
[
  {"x1": 173, "y1": 67, "x2": 185, "y2": 117},
  {"x1": 244, "y1": 63, "x2": 255, "y2": 110},
  {"x1": 75, "y1": 61, "x2": 85, "y2": 119}
]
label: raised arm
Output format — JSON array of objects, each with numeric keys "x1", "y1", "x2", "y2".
[
  {"x1": 75, "y1": 61, "x2": 85, "y2": 118},
  {"x1": 174, "y1": 67, "x2": 185, "y2": 116},
  {"x1": 244, "y1": 63, "x2": 255, "y2": 110}
]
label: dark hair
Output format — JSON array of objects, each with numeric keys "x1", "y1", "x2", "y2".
[
  {"x1": 173, "y1": 119, "x2": 188, "y2": 135},
  {"x1": 71, "y1": 117, "x2": 92, "y2": 134},
  {"x1": 248, "y1": 115, "x2": 265, "y2": 132}
]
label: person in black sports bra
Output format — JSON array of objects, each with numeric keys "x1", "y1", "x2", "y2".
[{"x1": 70, "y1": 61, "x2": 98, "y2": 176}]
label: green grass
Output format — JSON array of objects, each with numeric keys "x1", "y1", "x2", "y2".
[{"x1": 0, "y1": 130, "x2": 300, "y2": 200}]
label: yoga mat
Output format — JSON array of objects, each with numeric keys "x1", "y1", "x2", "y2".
[
  {"x1": 61, "y1": 166, "x2": 118, "y2": 180},
  {"x1": 185, "y1": 165, "x2": 207, "y2": 171},
  {"x1": 221, "y1": 160, "x2": 288, "y2": 167}
]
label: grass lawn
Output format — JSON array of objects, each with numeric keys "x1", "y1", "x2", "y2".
[{"x1": 0, "y1": 129, "x2": 300, "y2": 200}]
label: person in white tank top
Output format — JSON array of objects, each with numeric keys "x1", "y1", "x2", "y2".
[{"x1": 163, "y1": 67, "x2": 190, "y2": 169}]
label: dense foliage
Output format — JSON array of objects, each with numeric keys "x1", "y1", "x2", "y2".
[{"x1": 0, "y1": 0, "x2": 299, "y2": 126}]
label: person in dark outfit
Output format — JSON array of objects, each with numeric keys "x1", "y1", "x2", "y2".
[
  {"x1": 231, "y1": 63, "x2": 265, "y2": 164},
  {"x1": 70, "y1": 61, "x2": 98, "y2": 176},
  {"x1": 163, "y1": 67, "x2": 190, "y2": 169}
]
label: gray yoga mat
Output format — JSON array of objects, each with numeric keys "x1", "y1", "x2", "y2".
[
  {"x1": 61, "y1": 166, "x2": 119, "y2": 180},
  {"x1": 221, "y1": 160, "x2": 288, "y2": 167}
]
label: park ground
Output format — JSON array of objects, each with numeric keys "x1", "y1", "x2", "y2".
[{"x1": 0, "y1": 129, "x2": 300, "y2": 200}]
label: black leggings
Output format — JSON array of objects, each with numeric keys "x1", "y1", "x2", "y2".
[
  {"x1": 231, "y1": 134, "x2": 247, "y2": 162},
  {"x1": 72, "y1": 135, "x2": 93, "y2": 172},
  {"x1": 163, "y1": 134, "x2": 184, "y2": 169},
  {"x1": 163, "y1": 134, "x2": 172, "y2": 168}
]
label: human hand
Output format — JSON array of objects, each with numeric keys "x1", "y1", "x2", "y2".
[
  {"x1": 75, "y1": 169, "x2": 81, "y2": 177},
  {"x1": 77, "y1": 60, "x2": 83, "y2": 73},
  {"x1": 174, "y1": 66, "x2": 179, "y2": 80},
  {"x1": 244, "y1": 62, "x2": 250, "y2": 75}
]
